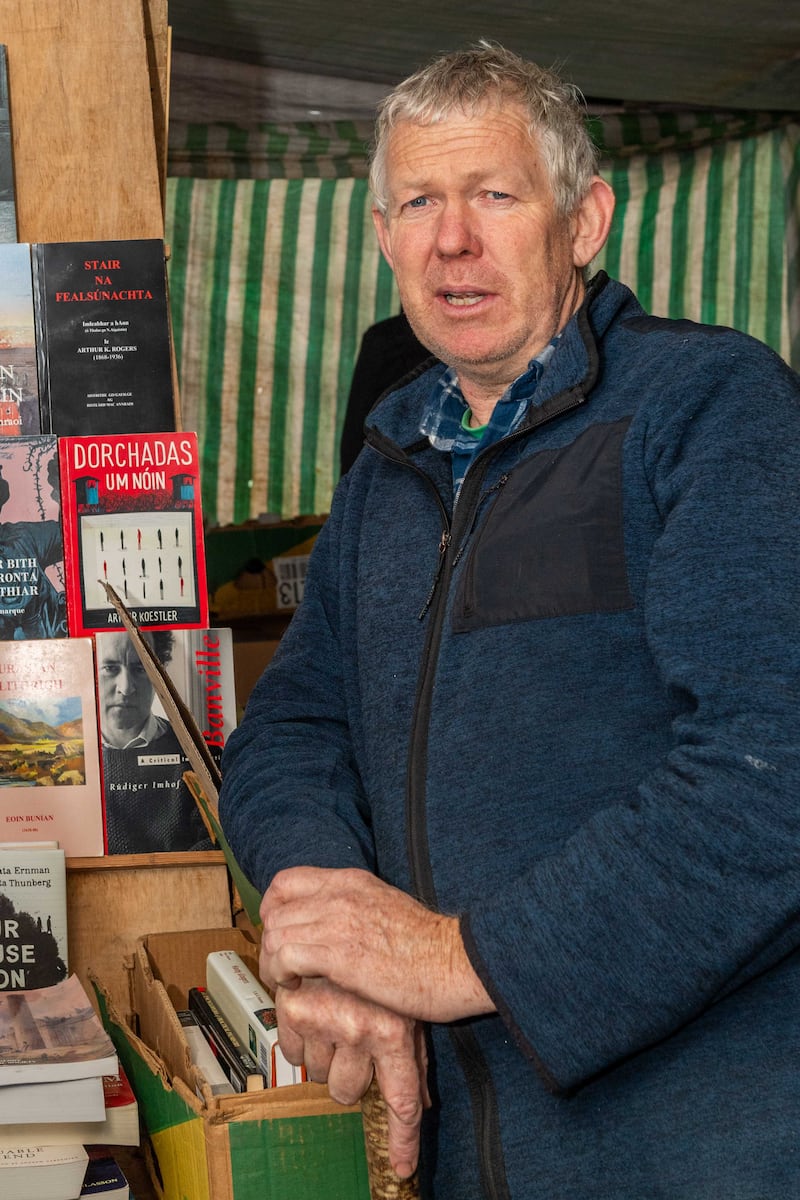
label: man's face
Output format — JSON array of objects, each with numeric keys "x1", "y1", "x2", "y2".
[
  {"x1": 97, "y1": 633, "x2": 155, "y2": 748},
  {"x1": 372, "y1": 104, "x2": 589, "y2": 406}
]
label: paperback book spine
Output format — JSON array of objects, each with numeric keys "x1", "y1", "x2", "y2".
[
  {"x1": 188, "y1": 985, "x2": 265, "y2": 1092},
  {"x1": 176, "y1": 1008, "x2": 234, "y2": 1097},
  {"x1": 205, "y1": 949, "x2": 306, "y2": 1087},
  {"x1": 0, "y1": 47, "x2": 17, "y2": 242}
]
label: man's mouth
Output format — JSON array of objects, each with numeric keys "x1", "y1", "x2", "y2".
[{"x1": 443, "y1": 292, "x2": 485, "y2": 307}]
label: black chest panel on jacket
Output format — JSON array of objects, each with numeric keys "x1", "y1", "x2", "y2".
[{"x1": 452, "y1": 417, "x2": 634, "y2": 630}]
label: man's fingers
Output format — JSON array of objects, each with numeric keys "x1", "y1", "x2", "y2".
[
  {"x1": 374, "y1": 1053, "x2": 424, "y2": 1179},
  {"x1": 325, "y1": 1046, "x2": 375, "y2": 1105},
  {"x1": 262, "y1": 933, "x2": 335, "y2": 987}
]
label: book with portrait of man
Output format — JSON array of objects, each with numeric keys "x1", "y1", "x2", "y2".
[{"x1": 94, "y1": 626, "x2": 236, "y2": 855}]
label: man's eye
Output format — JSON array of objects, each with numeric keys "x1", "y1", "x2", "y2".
[
  {"x1": 487, "y1": 191, "x2": 511, "y2": 201},
  {"x1": 405, "y1": 196, "x2": 428, "y2": 209}
]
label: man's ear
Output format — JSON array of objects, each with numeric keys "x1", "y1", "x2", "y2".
[
  {"x1": 571, "y1": 177, "x2": 616, "y2": 269},
  {"x1": 371, "y1": 207, "x2": 395, "y2": 270}
]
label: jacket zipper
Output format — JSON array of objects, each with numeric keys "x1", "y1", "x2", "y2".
[{"x1": 369, "y1": 382, "x2": 589, "y2": 1198}]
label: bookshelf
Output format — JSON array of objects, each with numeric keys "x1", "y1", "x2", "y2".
[{"x1": 1, "y1": 0, "x2": 235, "y2": 1002}]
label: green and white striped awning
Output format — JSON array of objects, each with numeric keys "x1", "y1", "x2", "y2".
[{"x1": 165, "y1": 112, "x2": 800, "y2": 525}]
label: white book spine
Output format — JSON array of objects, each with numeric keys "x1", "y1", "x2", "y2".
[
  {"x1": 205, "y1": 950, "x2": 304, "y2": 1087},
  {"x1": 177, "y1": 1011, "x2": 234, "y2": 1097}
]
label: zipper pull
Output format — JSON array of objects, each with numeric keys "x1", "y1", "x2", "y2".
[{"x1": 418, "y1": 529, "x2": 451, "y2": 620}]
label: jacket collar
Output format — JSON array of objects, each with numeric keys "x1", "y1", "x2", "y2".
[{"x1": 364, "y1": 273, "x2": 641, "y2": 454}]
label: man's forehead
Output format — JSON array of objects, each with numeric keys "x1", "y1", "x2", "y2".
[{"x1": 385, "y1": 107, "x2": 540, "y2": 172}]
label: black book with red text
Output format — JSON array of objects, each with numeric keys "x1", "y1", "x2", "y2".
[
  {"x1": 31, "y1": 238, "x2": 176, "y2": 436},
  {"x1": 58, "y1": 431, "x2": 209, "y2": 637}
]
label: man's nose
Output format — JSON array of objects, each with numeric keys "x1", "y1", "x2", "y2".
[
  {"x1": 115, "y1": 668, "x2": 135, "y2": 695},
  {"x1": 434, "y1": 200, "x2": 481, "y2": 257}
]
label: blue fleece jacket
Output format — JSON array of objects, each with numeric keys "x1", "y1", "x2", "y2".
[{"x1": 219, "y1": 274, "x2": 800, "y2": 1199}]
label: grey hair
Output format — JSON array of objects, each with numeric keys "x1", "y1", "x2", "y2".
[{"x1": 369, "y1": 40, "x2": 599, "y2": 218}]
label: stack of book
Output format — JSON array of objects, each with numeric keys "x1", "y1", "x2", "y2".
[
  {"x1": 0, "y1": 844, "x2": 138, "y2": 1197},
  {"x1": 0, "y1": 972, "x2": 136, "y2": 1199},
  {"x1": 178, "y1": 947, "x2": 307, "y2": 1097}
]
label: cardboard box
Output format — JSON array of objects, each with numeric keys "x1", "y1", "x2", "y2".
[{"x1": 94, "y1": 926, "x2": 372, "y2": 1200}]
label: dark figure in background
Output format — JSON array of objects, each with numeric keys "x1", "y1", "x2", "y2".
[{"x1": 340, "y1": 311, "x2": 432, "y2": 474}]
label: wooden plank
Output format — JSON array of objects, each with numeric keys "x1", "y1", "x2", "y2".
[
  {"x1": 142, "y1": 0, "x2": 170, "y2": 215},
  {"x1": 2, "y1": 0, "x2": 164, "y2": 241},
  {"x1": 66, "y1": 851, "x2": 233, "y2": 1020}
]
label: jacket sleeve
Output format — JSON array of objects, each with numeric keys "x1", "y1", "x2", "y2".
[
  {"x1": 218, "y1": 480, "x2": 377, "y2": 893},
  {"x1": 460, "y1": 341, "x2": 800, "y2": 1093}
]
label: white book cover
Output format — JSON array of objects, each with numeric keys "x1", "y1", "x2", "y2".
[
  {"x1": 205, "y1": 949, "x2": 304, "y2": 1087},
  {"x1": 0, "y1": 844, "x2": 67, "y2": 990},
  {"x1": 0, "y1": 1072, "x2": 105, "y2": 1125},
  {"x1": 0, "y1": 1142, "x2": 88, "y2": 1200}
]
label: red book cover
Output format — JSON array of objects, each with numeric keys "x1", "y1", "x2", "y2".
[{"x1": 58, "y1": 431, "x2": 209, "y2": 637}]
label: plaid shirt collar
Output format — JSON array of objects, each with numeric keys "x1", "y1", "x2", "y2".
[{"x1": 420, "y1": 339, "x2": 559, "y2": 455}]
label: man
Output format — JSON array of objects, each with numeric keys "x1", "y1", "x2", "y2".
[
  {"x1": 97, "y1": 630, "x2": 211, "y2": 853},
  {"x1": 219, "y1": 42, "x2": 800, "y2": 1199}
]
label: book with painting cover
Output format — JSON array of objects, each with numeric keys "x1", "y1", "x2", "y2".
[
  {"x1": 0, "y1": 843, "x2": 67, "y2": 991},
  {"x1": 58, "y1": 431, "x2": 209, "y2": 638},
  {"x1": 0, "y1": 638, "x2": 104, "y2": 857},
  {"x1": 0, "y1": 47, "x2": 16, "y2": 243},
  {"x1": 31, "y1": 238, "x2": 176, "y2": 437},
  {"x1": 95, "y1": 626, "x2": 234, "y2": 854},
  {"x1": 0, "y1": 973, "x2": 117, "y2": 1086},
  {"x1": 0, "y1": 435, "x2": 66, "y2": 640},
  {"x1": 0, "y1": 244, "x2": 40, "y2": 435}
]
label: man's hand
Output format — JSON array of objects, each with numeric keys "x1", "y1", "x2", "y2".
[
  {"x1": 274, "y1": 975, "x2": 429, "y2": 1179},
  {"x1": 259, "y1": 866, "x2": 494, "y2": 1023}
]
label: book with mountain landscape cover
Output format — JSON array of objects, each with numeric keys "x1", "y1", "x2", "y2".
[
  {"x1": 0, "y1": 244, "x2": 40, "y2": 435},
  {"x1": 0, "y1": 1143, "x2": 89, "y2": 1200},
  {"x1": 59, "y1": 432, "x2": 209, "y2": 638},
  {"x1": 31, "y1": 238, "x2": 176, "y2": 437},
  {"x1": 0, "y1": 843, "x2": 67, "y2": 991},
  {"x1": 0, "y1": 435, "x2": 66, "y2": 640},
  {"x1": 0, "y1": 973, "x2": 117, "y2": 1086},
  {"x1": 0, "y1": 638, "x2": 104, "y2": 857},
  {"x1": 95, "y1": 627, "x2": 234, "y2": 854},
  {"x1": 0, "y1": 47, "x2": 16, "y2": 243}
]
